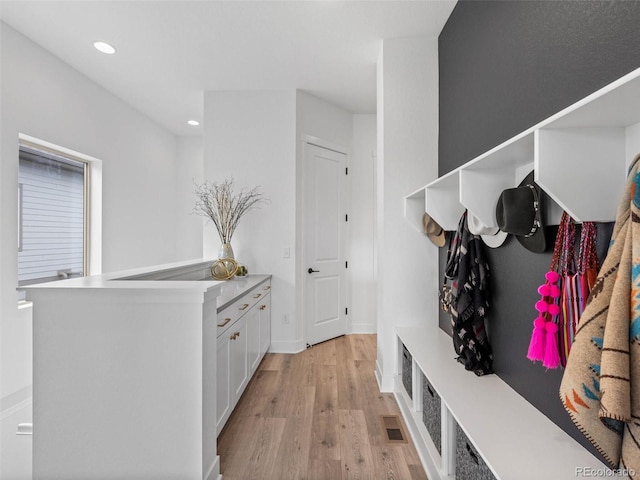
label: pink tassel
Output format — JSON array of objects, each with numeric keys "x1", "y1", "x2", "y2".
[
  {"x1": 542, "y1": 322, "x2": 561, "y2": 369},
  {"x1": 527, "y1": 316, "x2": 547, "y2": 362}
]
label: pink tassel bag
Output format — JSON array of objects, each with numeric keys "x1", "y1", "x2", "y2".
[{"x1": 527, "y1": 212, "x2": 599, "y2": 369}]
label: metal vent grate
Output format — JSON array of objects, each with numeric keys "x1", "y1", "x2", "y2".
[{"x1": 380, "y1": 415, "x2": 408, "y2": 444}]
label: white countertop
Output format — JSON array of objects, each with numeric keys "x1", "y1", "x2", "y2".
[{"x1": 21, "y1": 259, "x2": 266, "y2": 296}]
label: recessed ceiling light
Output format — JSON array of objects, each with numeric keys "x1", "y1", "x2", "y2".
[
  {"x1": 187, "y1": 120, "x2": 200, "y2": 126},
  {"x1": 93, "y1": 41, "x2": 116, "y2": 55}
]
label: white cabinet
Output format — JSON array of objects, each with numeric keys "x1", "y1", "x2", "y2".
[
  {"x1": 216, "y1": 330, "x2": 231, "y2": 432},
  {"x1": 215, "y1": 277, "x2": 271, "y2": 435},
  {"x1": 246, "y1": 305, "x2": 261, "y2": 376},
  {"x1": 229, "y1": 314, "x2": 248, "y2": 402},
  {"x1": 259, "y1": 294, "x2": 271, "y2": 357},
  {"x1": 394, "y1": 327, "x2": 606, "y2": 480}
]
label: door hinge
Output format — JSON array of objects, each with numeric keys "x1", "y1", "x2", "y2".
[
  {"x1": 345, "y1": 167, "x2": 348, "y2": 175},
  {"x1": 345, "y1": 214, "x2": 348, "y2": 222},
  {"x1": 345, "y1": 261, "x2": 348, "y2": 268},
  {"x1": 345, "y1": 307, "x2": 348, "y2": 315}
]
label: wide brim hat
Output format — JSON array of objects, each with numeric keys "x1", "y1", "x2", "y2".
[
  {"x1": 468, "y1": 211, "x2": 508, "y2": 248},
  {"x1": 422, "y1": 212, "x2": 446, "y2": 247},
  {"x1": 495, "y1": 170, "x2": 546, "y2": 253}
]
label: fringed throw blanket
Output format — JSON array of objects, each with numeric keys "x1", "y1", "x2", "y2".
[
  {"x1": 445, "y1": 211, "x2": 493, "y2": 376},
  {"x1": 560, "y1": 154, "x2": 640, "y2": 475}
]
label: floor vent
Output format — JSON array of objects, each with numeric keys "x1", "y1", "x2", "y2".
[{"x1": 381, "y1": 415, "x2": 408, "y2": 444}]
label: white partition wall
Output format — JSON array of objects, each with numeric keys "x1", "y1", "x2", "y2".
[{"x1": 376, "y1": 36, "x2": 440, "y2": 391}]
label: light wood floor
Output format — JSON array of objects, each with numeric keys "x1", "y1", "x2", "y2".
[{"x1": 217, "y1": 334, "x2": 428, "y2": 480}]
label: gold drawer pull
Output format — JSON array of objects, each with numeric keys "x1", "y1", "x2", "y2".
[
  {"x1": 264, "y1": 286, "x2": 271, "y2": 290},
  {"x1": 235, "y1": 331, "x2": 240, "y2": 338},
  {"x1": 230, "y1": 333, "x2": 236, "y2": 340},
  {"x1": 259, "y1": 305, "x2": 266, "y2": 311},
  {"x1": 239, "y1": 303, "x2": 250, "y2": 311},
  {"x1": 218, "y1": 318, "x2": 232, "y2": 327},
  {"x1": 253, "y1": 293, "x2": 262, "y2": 299}
]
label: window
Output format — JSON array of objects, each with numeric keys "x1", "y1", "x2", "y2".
[{"x1": 18, "y1": 143, "x2": 89, "y2": 289}]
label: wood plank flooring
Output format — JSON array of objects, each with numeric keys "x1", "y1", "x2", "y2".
[{"x1": 217, "y1": 334, "x2": 428, "y2": 480}]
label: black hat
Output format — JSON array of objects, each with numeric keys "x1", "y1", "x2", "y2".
[{"x1": 495, "y1": 170, "x2": 546, "y2": 253}]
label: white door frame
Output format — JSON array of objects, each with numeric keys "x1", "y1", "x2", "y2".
[{"x1": 299, "y1": 135, "x2": 351, "y2": 347}]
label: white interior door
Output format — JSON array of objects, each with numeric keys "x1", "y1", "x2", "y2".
[{"x1": 304, "y1": 142, "x2": 348, "y2": 346}]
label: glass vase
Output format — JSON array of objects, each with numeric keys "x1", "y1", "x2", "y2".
[{"x1": 218, "y1": 242, "x2": 235, "y2": 260}]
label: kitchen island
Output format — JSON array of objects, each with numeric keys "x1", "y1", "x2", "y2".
[{"x1": 24, "y1": 259, "x2": 271, "y2": 480}]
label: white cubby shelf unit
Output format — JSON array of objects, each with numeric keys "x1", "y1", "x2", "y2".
[
  {"x1": 394, "y1": 326, "x2": 607, "y2": 480},
  {"x1": 404, "y1": 66, "x2": 640, "y2": 231},
  {"x1": 397, "y1": 68, "x2": 640, "y2": 479}
]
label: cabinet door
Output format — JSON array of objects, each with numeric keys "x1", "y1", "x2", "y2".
[
  {"x1": 247, "y1": 305, "x2": 261, "y2": 375},
  {"x1": 229, "y1": 315, "x2": 248, "y2": 403},
  {"x1": 216, "y1": 332, "x2": 231, "y2": 435},
  {"x1": 259, "y1": 294, "x2": 271, "y2": 357}
]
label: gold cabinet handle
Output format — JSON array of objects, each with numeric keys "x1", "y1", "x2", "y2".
[
  {"x1": 259, "y1": 305, "x2": 266, "y2": 311},
  {"x1": 235, "y1": 331, "x2": 240, "y2": 338},
  {"x1": 239, "y1": 303, "x2": 250, "y2": 311},
  {"x1": 264, "y1": 286, "x2": 271, "y2": 290},
  {"x1": 218, "y1": 318, "x2": 232, "y2": 327},
  {"x1": 253, "y1": 293, "x2": 262, "y2": 299}
]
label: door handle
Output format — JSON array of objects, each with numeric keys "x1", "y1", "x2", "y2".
[{"x1": 308, "y1": 268, "x2": 319, "y2": 274}]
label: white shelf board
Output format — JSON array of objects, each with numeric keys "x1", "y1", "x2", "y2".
[
  {"x1": 395, "y1": 326, "x2": 606, "y2": 480},
  {"x1": 405, "y1": 68, "x2": 640, "y2": 230},
  {"x1": 541, "y1": 67, "x2": 640, "y2": 130},
  {"x1": 425, "y1": 169, "x2": 464, "y2": 231},
  {"x1": 464, "y1": 131, "x2": 535, "y2": 171},
  {"x1": 404, "y1": 187, "x2": 426, "y2": 234},
  {"x1": 459, "y1": 134, "x2": 535, "y2": 226},
  {"x1": 535, "y1": 128, "x2": 627, "y2": 222}
]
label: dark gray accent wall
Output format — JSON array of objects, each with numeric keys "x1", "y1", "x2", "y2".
[{"x1": 438, "y1": 0, "x2": 640, "y2": 462}]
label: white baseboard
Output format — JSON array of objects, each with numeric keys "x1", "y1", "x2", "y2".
[
  {"x1": 205, "y1": 455, "x2": 220, "y2": 480},
  {"x1": 350, "y1": 323, "x2": 377, "y2": 334},
  {"x1": 268, "y1": 339, "x2": 305, "y2": 354}
]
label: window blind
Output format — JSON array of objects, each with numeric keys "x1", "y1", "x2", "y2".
[{"x1": 18, "y1": 146, "x2": 85, "y2": 286}]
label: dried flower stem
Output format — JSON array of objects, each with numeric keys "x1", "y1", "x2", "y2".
[{"x1": 193, "y1": 179, "x2": 268, "y2": 243}]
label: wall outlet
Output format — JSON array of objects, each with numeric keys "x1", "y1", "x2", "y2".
[{"x1": 282, "y1": 313, "x2": 290, "y2": 324}]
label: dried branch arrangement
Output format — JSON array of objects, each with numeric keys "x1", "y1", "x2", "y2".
[{"x1": 193, "y1": 179, "x2": 269, "y2": 243}]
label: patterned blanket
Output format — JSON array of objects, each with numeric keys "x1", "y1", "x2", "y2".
[{"x1": 559, "y1": 155, "x2": 640, "y2": 475}]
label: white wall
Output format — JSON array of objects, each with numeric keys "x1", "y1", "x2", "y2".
[
  {"x1": 0, "y1": 23, "x2": 198, "y2": 408},
  {"x1": 376, "y1": 37, "x2": 440, "y2": 391},
  {"x1": 203, "y1": 90, "x2": 298, "y2": 352},
  {"x1": 175, "y1": 136, "x2": 205, "y2": 260},
  {"x1": 350, "y1": 114, "x2": 377, "y2": 333},
  {"x1": 295, "y1": 91, "x2": 354, "y2": 346},
  {"x1": 203, "y1": 90, "x2": 355, "y2": 353}
]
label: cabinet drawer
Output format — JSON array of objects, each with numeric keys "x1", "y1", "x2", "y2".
[
  {"x1": 247, "y1": 286, "x2": 268, "y2": 309},
  {"x1": 217, "y1": 280, "x2": 271, "y2": 337},
  {"x1": 217, "y1": 298, "x2": 249, "y2": 336},
  {"x1": 247, "y1": 280, "x2": 270, "y2": 309}
]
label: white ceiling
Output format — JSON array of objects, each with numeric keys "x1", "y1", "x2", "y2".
[{"x1": 0, "y1": 0, "x2": 456, "y2": 136}]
